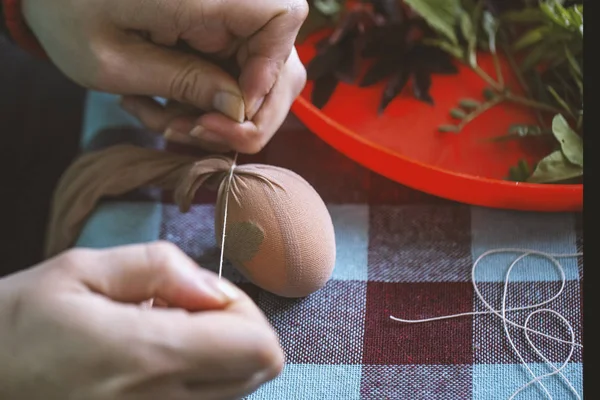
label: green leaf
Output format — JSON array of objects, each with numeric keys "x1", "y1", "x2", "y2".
[
  {"x1": 518, "y1": 159, "x2": 530, "y2": 177},
  {"x1": 507, "y1": 167, "x2": 523, "y2": 182},
  {"x1": 506, "y1": 159, "x2": 531, "y2": 182},
  {"x1": 513, "y1": 26, "x2": 552, "y2": 51},
  {"x1": 520, "y1": 40, "x2": 560, "y2": 71},
  {"x1": 527, "y1": 150, "x2": 583, "y2": 183},
  {"x1": 570, "y1": 66, "x2": 583, "y2": 95},
  {"x1": 563, "y1": 44, "x2": 583, "y2": 94},
  {"x1": 527, "y1": 69, "x2": 552, "y2": 104},
  {"x1": 509, "y1": 124, "x2": 544, "y2": 137},
  {"x1": 459, "y1": 9, "x2": 474, "y2": 40},
  {"x1": 540, "y1": 2, "x2": 569, "y2": 29},
  {"x1": 540, "y1": 1, "x2": 583, "y2": 33},
  {"x1": 465, "y1": 1, "x2": 484, "y2": 66},
  {"x1": 422, "y1": 39, "x2": 465, "y2": 60},
  {"x1": 564, "y1": 5, "x2": 583, "y2": 30},
  {"x1": 404, "y1": 0, "x2": 462, "y2": 45},
  {"x1": 313, "y1": 0, "x2": 342, "y2": 16},
  {"x1": 573, "y1": 4, "x2": 583, "y2": 21},
  {"x1": 490, "y1": 124, "x2": 548, "y2": 143},
  {"x1": 563, "y1": 44, "x2": 582, "y2": 79},
  {"x1": 570, "y1": 5, "x2": 584, "y2": 35},
  {"x1": 459, "y1": 98, "x2": 480, "y2": 109},
  {"x1": 482, "y1": 87, "x2": 496, "y2": 100},
  {"x1": 459, "y1": 9, "x2": 476, "y2": 67},
  {"x1": 459, "y1": 0, "x2": 477, "y2": 14},
  {"x1": 547, "y1": 86, "x2": 573, "y2": 117},
  {"x1": 451, "y1": 108, "x2": 467, "y2": 119},
  {"x1": 552, "y1": 114, "x2": 583, "y2": 167},
  {"x1": 500, "y1": 8, "x2": 545, "y2": 24},
  {"x1": 438, "y1": 124, "x2": 460, "y2": 133}
]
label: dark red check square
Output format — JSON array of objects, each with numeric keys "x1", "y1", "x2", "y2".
[{"x1": 362, "y1": 281, "x2": 474, "y2": 365}]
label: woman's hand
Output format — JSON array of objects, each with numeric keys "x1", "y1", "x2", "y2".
[
  {"x1": 21, "y1": 0, "x2": 308, "y2": 153},
  {"x1": 0, "y1": 241, "x2": 284, "y2": 400}
]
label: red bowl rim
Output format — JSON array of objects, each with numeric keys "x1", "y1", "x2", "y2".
[{"x1": 291, "y1": 95, "x2": 583, "y2": 212}]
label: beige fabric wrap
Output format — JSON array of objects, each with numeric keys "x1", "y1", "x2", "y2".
[{"x1": 45, "y1": 144, "x2": 336, "y2": 298}]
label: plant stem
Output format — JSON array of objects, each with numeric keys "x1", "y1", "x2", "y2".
[
  {"x1": 473, "y1": 65, "x2": 503, "y2": 91},
  {"x1": 551, "y1": 69, "x2": 578, "y2": 105},
  {"x1": 501, "y1": 51, "x2": 522, "y2": 92},
  {"x1": 458, "y1": 96, "x2": 505, "y2": 131},
  {"x1": 504, "y1": 92, "x2": 562, "y2": 114},
  {"x1": 497, "y1": 28, "x2": 549, "y2": 127},
  {"x1": 457, "y1": 28, "x2": 565, "y2": 132},
  {"x1": 491, "y1": 51, "x2": 504, "y2": 87},
  {"x1": 497, "y1": 31, "x2": 526, "y2": 90}
]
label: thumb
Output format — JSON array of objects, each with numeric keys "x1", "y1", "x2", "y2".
[
  {"x1": 108, "y1": 40, "x2": 246, "y2": 123},
  {"x1": 69, "y1": 242, "x2": 242, "y2": 311}
]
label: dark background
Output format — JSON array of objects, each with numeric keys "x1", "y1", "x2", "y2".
[{"x1": 1, "y1": 37, "x2": 86, "y2": 276}]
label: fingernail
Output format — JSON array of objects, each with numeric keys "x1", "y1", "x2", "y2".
[
  {"x1": 213, "y1": 91, "x2": 245, "y2": 123},
  {"x1": 216, "y1": 280, "x2": 241, "y2": 301},
  {"x1": 164, "y1": 127, "x2": 183, "y2": 140},
  {"x1": 189, "y1": 126, "x2": 225, "y2": 144},
  {"x1": 200, "y1": 278, "x2": 241, "y2": 302},
  {"x1": 140, "y1": 298, "x2": 154, "y2": 309},
  {"x1": 246, "y1": 96, "x2": 265, "y2": 120}
]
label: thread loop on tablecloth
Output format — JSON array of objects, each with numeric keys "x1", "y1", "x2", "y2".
[{"x1": 391, "y1": 248, "x2": 583, "y2": 400}]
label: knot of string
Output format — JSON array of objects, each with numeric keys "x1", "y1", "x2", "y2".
[
  {"x1": 141, "y1": 152, "x2": 238, "y2": 309},
  {"x1": 217, "y1": 152, "x2": 238, "y2": 280},
  {"x1": 390, "y1": 248, "x2": 583, "y2": 400}
]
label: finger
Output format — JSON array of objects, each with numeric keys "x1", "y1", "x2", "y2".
[
  {"x1": 188, "y1": 48, "x2": 306, "y2": 154},
  {"x1": 62, "y1": 242, "x2": 243, "y2": 310},
  {"x1": 234, "y1": 1, "x2": 308, "y2": 118},
  {"x1": 109, "y1": 0, "x2": 308, "y2": 119},
  {"x1": 242, "y1": 47, "x2": 306, "y2": 135},
  {"x1": 167, "y1": 126, "x2": 233, "y2": 153},
  {"x1": 152, "y1": 297, "x2": 169, "y2": 308},
  {"x1": 225, "y1": 0, "x2": 308, "y2": 118},
  {"x1": 119, "y1": 96, "x2": 233, "y2": 152},
  {"x1": 100, "y1": 38, "x2": 245, "y2": 122},
  {"x1": 119, "y1": 96, "x2": 198, "y2": 133},
  {"x1": 119, "y1": 95, "x2": 208, "y2": 147},
  {"x1": 134, "y1": 309, "x2": 284, "y2": 382}
]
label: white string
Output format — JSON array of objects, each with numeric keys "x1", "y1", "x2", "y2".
[
  {"x1": 217, "y1": 152, "x2": 238, "y2": 280},
  {"x1": 141, "y1": 153, "x2": 238, "y2": 309},
  {"x1": 390, "y1": 248, "x2": 583, "y2": 399},
  {"x1": 140, "y1": 298, "x2": 154, "y2": 309}
]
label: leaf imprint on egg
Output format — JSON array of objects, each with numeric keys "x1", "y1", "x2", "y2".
[{"x1": 223, "y1": 221, "x2": 265, "y2": 264}]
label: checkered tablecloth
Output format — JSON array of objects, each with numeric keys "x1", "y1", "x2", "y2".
[{"x1": 74, "y1": 92, "x2": 584, "y2": 399}]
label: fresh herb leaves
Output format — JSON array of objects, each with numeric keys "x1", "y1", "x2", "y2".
[
  {"x1": 304, "y1": 2, "x2": 459, "y2": 111},
  {"x1": 403, "y1": 0, "x2": 462, "y2": 44},
  {"x1": 301, "y1": 0, "x2": 583, "y2": 184},
  {"x1": 507, "y1": 115, "x2": 583, "y2": 183}
]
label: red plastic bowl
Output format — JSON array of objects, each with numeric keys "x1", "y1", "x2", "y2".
[{"x1": 290, "y1": 33, "x2": 583, "y2": 212}]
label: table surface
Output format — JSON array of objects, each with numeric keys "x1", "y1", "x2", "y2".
[{"x1": 70, "y1": 91, "x2": 584, "y2": 400}]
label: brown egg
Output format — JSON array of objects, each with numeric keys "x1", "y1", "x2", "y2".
[
  {"x1": 213, "y1": 164, "x2": 336, "y2": 298},
  {"x1": 45, "y1": 145, "x2": 336, "y2": 298}
]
